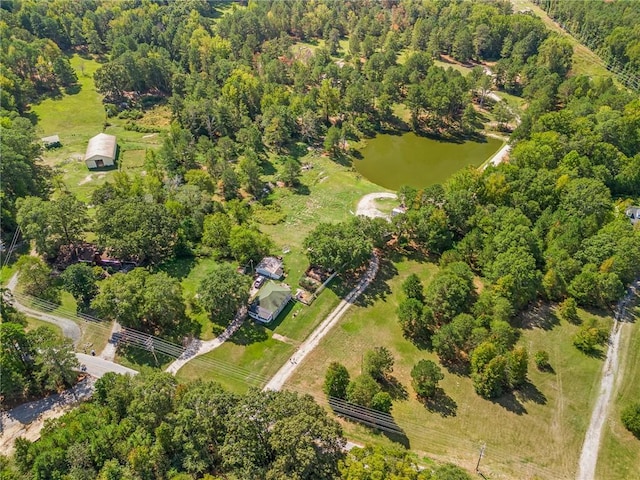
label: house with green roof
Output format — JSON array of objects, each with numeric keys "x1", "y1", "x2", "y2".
[{"x1": 248, "y1": 281, "x2": 292, "y2": 323}]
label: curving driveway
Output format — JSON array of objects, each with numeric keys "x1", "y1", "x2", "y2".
[
  {"x1": 6, "y1": 273, "x2": 81, "y2": 344},
  {"x1": 355, "y1": 192, "x2": 398, "y2": 219}
]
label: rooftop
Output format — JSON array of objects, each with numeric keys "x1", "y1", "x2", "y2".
[
  {"x1": 41, "y1": 135, "x2": 60, "y2": 145},
  {"x1": 626, "y1": 206, "x2": 640, "y2": 224},
  {"x1": 250, "y1": 281, "x2": 291, "y2": 320},
  {"x1": 256, "y1": 256, "x2": 284, "y2": 276},
  {"x1": 85, "y1": 133, "x2": 117, "y2": 160}
]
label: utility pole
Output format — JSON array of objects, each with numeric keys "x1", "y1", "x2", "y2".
[{"x1": 476, "y1": 443, "x2": 486, "y2": 472}]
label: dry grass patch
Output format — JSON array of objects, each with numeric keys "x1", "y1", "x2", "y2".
[
  {"x1": 596, "y1": 300, "x2": 640, "y2": 479},
  {"x1": 286, "y1": 254, "x2": 608, "y2": 479}
]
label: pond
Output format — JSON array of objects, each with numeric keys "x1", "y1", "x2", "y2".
[{"x1": 355, "y1": 133, "x2": 503, "y2": 190}]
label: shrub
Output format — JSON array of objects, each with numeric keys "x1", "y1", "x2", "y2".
[
  {"x1": 621, "y1": 402, "x2": 640, "y2": 439},
  {"x1": 534, "y1": 350, "x2": 551, "y2": 371},
  {"x1": 370, "y1": 392, "x2": 393, "y2": 413},
  {"x1": 346, "y1": 375, "x2": 380, "y2": 407},
  {"x1": 557, "y1": 298, "x2": 580, "y2": 324},
  {"x1": 573, "y1": 320, "x2": 608, "y2": 353}
]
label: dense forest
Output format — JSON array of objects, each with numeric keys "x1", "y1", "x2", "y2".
[
  {"x1": 537, "y1": 0, "x2": 640, "y2": 90},
  {"x1": 2, "y1": 0, "x2": 575, "y2": 243},
  {"x1": 0, "y1": 371, "x2": 471, "y2": 480},
  {"x1": 2, "y1": 0, "x2": 640, "y2": 476}
]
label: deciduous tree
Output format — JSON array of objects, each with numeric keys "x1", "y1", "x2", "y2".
[
  {"x1": 363, "y1": 346, "x2": 394, "y2": 382},
  {"x1": 411, "y1": 360, "x2": 444, "y2": 398},
  {"x1": 323, "y1": 362, "x2": 350, "y2": 399},
  {"x1": 92, "y1": 268, "x2": 188, "y2": 337},
  {"x1": 198, "y1": 263, "x2": 250, "y2": 324},
  {"x1": 60, "y1": 263, "x2": 98, "y2": 312}
]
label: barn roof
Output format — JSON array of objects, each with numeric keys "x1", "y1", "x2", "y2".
[{"x1": 85, "y1": 133, "x2": 116, "y2": 160}]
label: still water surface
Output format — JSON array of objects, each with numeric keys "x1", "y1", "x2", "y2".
[{"x1": 355, "y1": 133, "x2": 503, "y2": 190}]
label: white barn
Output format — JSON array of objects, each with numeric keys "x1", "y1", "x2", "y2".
[{"x1": 85, "y1": 133, "x2": 117, "y2": 169}]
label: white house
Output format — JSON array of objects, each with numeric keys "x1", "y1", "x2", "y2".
[
  {"x1": 626, "y1": 206, "x2": 640, "y2": 226},
  {"x1": 248, "y1": 282, "x2": 292, "y2": 323},
  {"x1": 85, "y1": 133, "x2": 117, "y2": 169},
  {"x1": 256, "y1": 256, "x2": 285, "y2": 280}
]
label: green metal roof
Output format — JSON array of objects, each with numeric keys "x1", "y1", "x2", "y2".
[{"x1": 257, "y1": 281, "x2": 291, "y2": 314}]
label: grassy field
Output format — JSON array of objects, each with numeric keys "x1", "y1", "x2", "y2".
[
  {"x1": 25, "y1": 316, "x2": 63, "y2": 335},
  {"x1": 170, "y1": 151, "x2": 381, "y2": 383},
  {"x1": 596, "y1": 300, "x2": 640, "y2": 479},
  {"x1": 14, "y1": 283, "x2": 111, "y2": 354},
  {"x1": 31, "y1": 54, "x2": 165, "y2": 202},
  {"x1": 285, "y1": 253, "x2": 609, "y2": 479},
  {"x1": 177, "y1": 323, "x2": 296, "y2": 394}
]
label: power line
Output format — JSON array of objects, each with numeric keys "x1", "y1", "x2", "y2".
[{"x1": 11, "y1": 290, "x2": 569, "y2": 479}]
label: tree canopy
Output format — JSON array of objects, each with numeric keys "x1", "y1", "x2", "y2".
[
  {"x1": 197, "y1": 263, "x2": 250, "y2": 325},
  {"x1": 13, "y1": 373, "x2": 346, "y2": 480},
  {"x1": 92, "y1": 268, "x2": 189, "y2": 338}
]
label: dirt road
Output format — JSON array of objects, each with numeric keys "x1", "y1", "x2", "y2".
[
  {"x1": 263, "y1": 254, "x2": 379, "y2": 391},
  {"x1": 576, "y1": 279, "x2": 639, "y2": 480},
  {"x1": 6, "y1": 273, "x2": 81, "y2": 344}
]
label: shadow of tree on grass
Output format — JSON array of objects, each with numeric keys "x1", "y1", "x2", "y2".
[
  {"x1": 229, "y1": 321, "x2": 268, "y2": 346},
  {"x1": 420, "y1": 387, "x2": 458, "y2": 417},
  {"x1": 515, "y1": 380, "x2": 547, "y2": 405},
  {"x1": 354, "y1": 256, "x2": 397, "y2": 308},
  {"x1": 517, "y1": 303, "x2": 560, "y2": 331},
  {"x1": 381, "y1": 375, "x2": 408, "y2": 401}
]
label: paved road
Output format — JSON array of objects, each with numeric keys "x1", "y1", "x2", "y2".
[
  {"x1": 77, "y1": 353, "x2": 138, "y2": 378},
  {"x1": 0, "y1": 355, "x2": 137, "y2": 454},
  {"x1": 0, "y1": 378, "x2": 95, "y2": 454},
  {"x1": 264, "y1": 254, "x2": 380, "y2": 391},
  {"x1": 577, "y1": 279, "x2": 639, "y2": 480},
  {"x1": 355, "y1": 192, "x2": 397, "y2": 219},
  {"x1": 6, "y1": 273, "x2": 81, "y2": 344}
]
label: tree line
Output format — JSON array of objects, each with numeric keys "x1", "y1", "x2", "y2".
[
  {"x1": 538, "y1": 0, "x2": 640, "y2": 90},
  {"x1": 0, "y1": 294, "x2": 79, "y2": 407},
  {"x1": 1, "y1": 371, "x2": 471, "y2": 480}
]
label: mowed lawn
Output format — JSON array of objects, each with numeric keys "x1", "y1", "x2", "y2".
[
  {"x1": 285, "y1": 254, "x2": 608, "y2": 480},
  {"x1": 31, "y1": 54, "x2": 165, "y2": 202},
  {"x1": 596, "y1": 300, "x2": 640, "y2": 479},
  {"x1": 176, "y1": 326, "x2": 296, "y2": 394},
  {"x1": 174, "y1": 152, "x2": 383, "y2": 385}
]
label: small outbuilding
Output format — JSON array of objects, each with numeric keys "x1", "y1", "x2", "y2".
[
  {"x1": 41, "y1": 135, "x2": 61, "y2": 149},
  {"x1": 85, "y1": 133, "x2": 117, "y2": 169},
  {"x1": 391, "y1": 206, "x2": 407, "y2": 217},
  {"x1": 248, "y1": 282, "x2": 292, "y2": 324},
  {"x1": 626, "y1": 206, "x2": 640, "y2": 226},
  {"x1": 256, "y1": 256, "x2": 285, "y2": 280}
]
